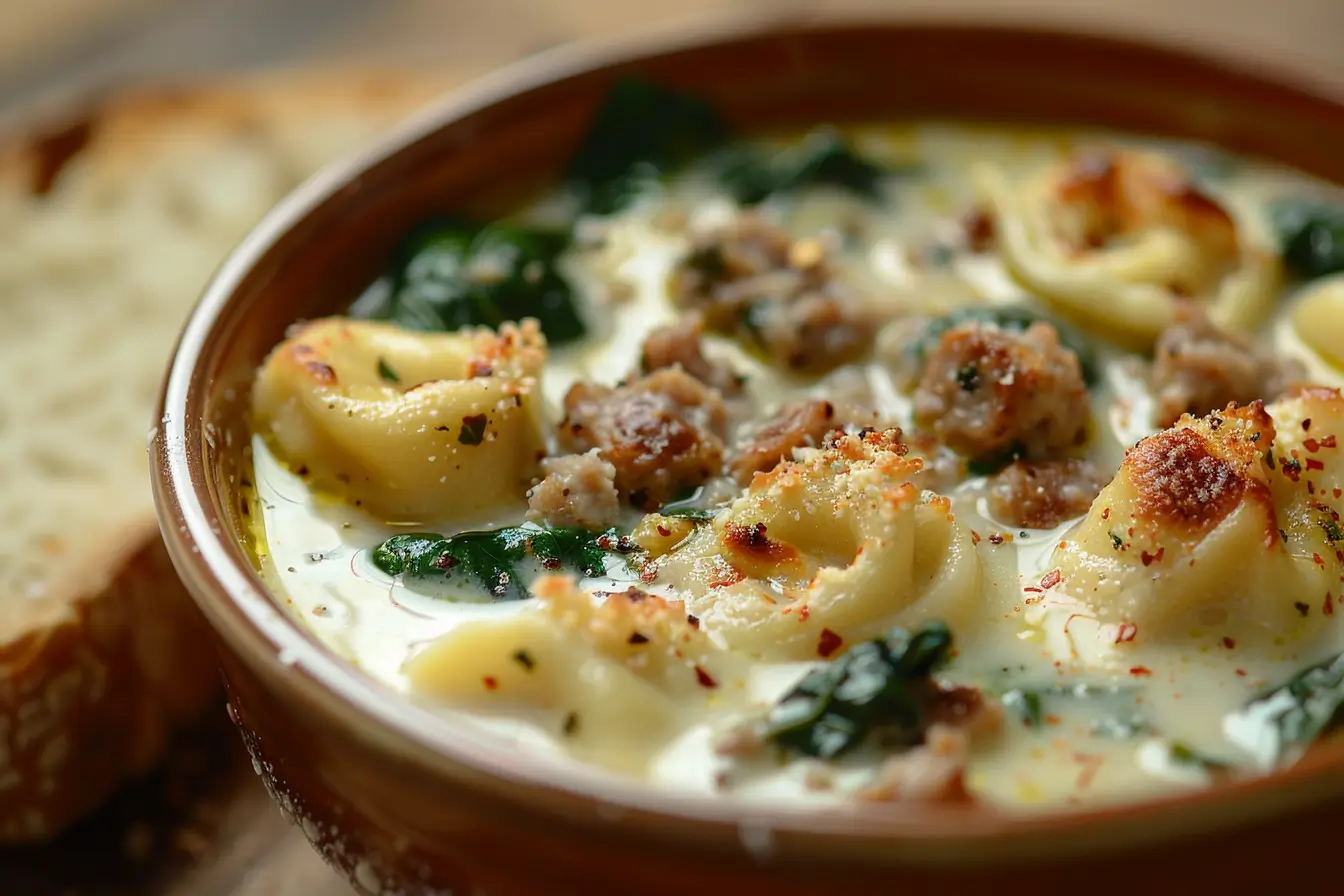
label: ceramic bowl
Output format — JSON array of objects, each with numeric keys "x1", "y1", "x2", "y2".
[{"x1": 151, "y1": 14, "x2": 1344, "y2": 895}]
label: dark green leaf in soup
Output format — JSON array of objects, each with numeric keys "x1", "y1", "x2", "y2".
[
  {"x1": 371, "y1": 525, "x2": 637, "y2": 601},
  {"x1": 1271, "y1": 199, "x2": 1344, "y2": 281},
  {"x1": 763, "y1": 621, "x2": 953, "y2": 759},
  {"x1": 566, "y1": 77, "x2": 727, "y2": 215},
  {"x1": 997, "y1": 681, "x2": 1149, "y2": 738},
  {"x1": 1224, "y1": 650, "x2": 1344, "y2": 766},
  {"x1": 715, "y1": 127, "x2": 890, "y2": 205},
  {"x1": 352, "y1": 220, "x2": 586, "y2": 345},
  {"x1": 913, "y1": 305, "x2": 1102, "y2": 386}
]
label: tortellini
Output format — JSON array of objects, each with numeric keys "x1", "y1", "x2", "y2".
[
  {"x1": 648, "y1": 429, "x2": 982, "y2": 661},
  {"x1": 1291, "y1": 273, "x2": 1344, "y2": 372},
  {"x1": 979, "y1": 147, "x2": 1281, "y2": 346},
  {"x1": 1052, "y1": 391, "x2": 1344, "y2": 643},
  {"x1": 406, "y1": 576, "x2": 740, "y2": 771},
  {"x1": 252, "y1": 317, "x2": 547, "y2": 523}
]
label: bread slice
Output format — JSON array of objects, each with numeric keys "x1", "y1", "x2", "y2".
[{"x1": 0, "y1": 69, "x2": 449, "y2": 842}]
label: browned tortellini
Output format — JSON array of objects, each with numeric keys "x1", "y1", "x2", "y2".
[
  {"x1": 1051, "y1": 390, "x2": 1344, "y2": 643},
  {"x1": 647, "y1": 429, "x2": 982, "y2": 661},
  {"x1": 979, "y1": 147, "x2": 1281, "y2": 346},
  {"x1": 252, "y1": 317, "x2": 546, "y2": 523}
]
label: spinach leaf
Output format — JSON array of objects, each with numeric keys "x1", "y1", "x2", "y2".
[
  {"x1": 1166, "y1": 741, "x2": 1232, "y2": 773},
  {"x1": 1224, "y1": 650, "x2": 1344, "y2": 767},
  {"x1": 567, "y1": 78, "x2": 727, "y2": 215},
  {"x1": 714, "y1": 127, "x2": 891, "y2": 206},
  {"x1": 763, "y1": 621, "x2": 953, "y2": 760},
  {"x1": 998, "y1": 682, "x2": 1149, "y2": 738},
  {"x1": 1271, "y1": 199, "x2": 1344, "y2": 281},
  {"x1": 354, "y1": 220, "x2": 586, "y2": 345},
  {"x1": 372, "y1": 525, "x2": 636, "y2": 601},
  {"x1": 913, "y1": 305, "x2": 1102, "y2": 386}
]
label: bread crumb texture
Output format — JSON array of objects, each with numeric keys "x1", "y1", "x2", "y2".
[{"x1": 0, "y1": 68, "x2": 448, "y2": 841}]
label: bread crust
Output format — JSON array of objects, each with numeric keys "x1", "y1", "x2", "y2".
[{"x1": 0, "y1": 68, "x2": 448, "y2": 841}]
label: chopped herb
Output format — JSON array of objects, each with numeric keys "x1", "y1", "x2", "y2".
[
  {"x1": 371, "y1": 525, "x2": 637, "y2": 601},
  {"x1": 913, "y1": 305, "x2": 1103, "y2": 386},
  {"x1": 512, "y1": 649, "x2": 536, "y2": 671},
  {"x1": 562, "y1": 711, "x2": 580, "y2": 737},
  {"x1": 1271, "y1": 198, "x2": 1344, "y2": 281},
  {"x1": 352, "y1": 219, "x2": 586, "y2": 345},
  {"x1": 1225, "y1": 649, "x2": 1344, "y2": 767},
  {"x1": 458, "y1": 413, "x2": 488, "y2": 446},
  {"x1": 1001, "y1": 689, "x2": 1044, "y2": 727},
  {"x1": 1324, "y1": 520, "x2": 1344, "y2": 543},
  {"x1": 1167, "y1": 741, "x2": 1232, "y2": 772},
  {"x1": 376, "y1": 357, "x2": 400, "y2": 384},
  {"x1": 762, "y1": 621, "x2": 953, "y2": 759},
  {"x1": 713, "y1": 127, "x2": 896, "y2": 205},
  {"x1": 1110, "y1": 532, "x2": 1124, "y2": 550},
  {"x1": 566, "y1": 77, "x2": 727, "y2": 215},
  {"x1": 955, "y1": 364, "x2": 981, "y2": 391}
]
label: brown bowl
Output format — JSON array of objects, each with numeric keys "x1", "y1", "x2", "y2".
[{"x1": 151, "y1": 13, "x2": 1344, "y2": 895}]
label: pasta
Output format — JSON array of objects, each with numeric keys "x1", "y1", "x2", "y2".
[
  {"x1": 252, "y1": 317, "x2": 547, "y2": 523},
  {"x1": 981, "y1": 148, "x2": 1282, "y2": 347},
  {"x1": 647, "y1": 429, "x2": 982, "y2": 661}
]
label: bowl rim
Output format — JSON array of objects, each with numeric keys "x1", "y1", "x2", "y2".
[{"x1": 152, "y1": 9, "x2": 1344, "y2": 864}]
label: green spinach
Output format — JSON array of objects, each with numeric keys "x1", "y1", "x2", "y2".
[
  {"x1": 762, "y1": 621, "x2": 953, "y2": 760},
  {"x1": 372, "y1": 525, "x2": 636, "y2": 601},
  {"x1": 353, "y1": 220, "x2": 586, "y2": 345},
  {"x1": 1271, "y1": 199, "x2": 1344, "y2": 281},
  {"x1": 1225, "y1": 650, "x2": 1344, "y2": 767},
  {"x1": 566, "y1": 78, "x2": 727, "y2": 215},
  {"x1": 999, "y1": 682, "x2": 1149, "y2": 738},
  {"x1": 714, "y1": 127, "x2": 892, "y2": 205}
]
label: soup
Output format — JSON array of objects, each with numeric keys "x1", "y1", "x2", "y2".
[{"x1": 243, "y1": 79, "x2": 1344, "y2": 811}]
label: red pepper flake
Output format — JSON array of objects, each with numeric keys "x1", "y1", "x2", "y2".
[
  {"x1": 1115, "y1": 622, "x2": 1138, "y2": 643},
  {"x1": 687, "y1": 614, "x2": 700, "y2": 629},
  {"x1": 1140, "y1": 547, "x2": 1165, "y2": 567},
  {"x1": 628, "y1": 632, "x2": 649, "y2": 645},
  {"x1": 1064, "y1": 613, "x2": 1096, "y2": 634},
  {"x1": 1307, "y1": 457, "x2": 1326, "y2": 472},
  {"x1": 817, "y1": 628, "x2": 844, "y2": 658},
  {"x1": 1221, "y1": 636, "x2": 1236, "y2": 649},
  {"x1": 1322, "y1": 435, "x2": 1338, "y2": 448},
  {"x1": 709, "y1": 566, "x2": 745, "y2": 588},
  {"x1": 1303, "y1": 418, "x2": 1314, "y2": 432},
  {"x1": 1129, "y1": 666, "x2": 1152, "y2": 677},
  {"x1": 1314, "y1": 552, "x2": 1326, "y2": 568},
  {"x1": 1235, "y1": 668, "x2": 1247, "y2": 677},
  {"x1": 1073, "y1": 752, "x2": 1104, "y2": 791},
  {"x1": 1326, "y1": 593, "x2": 1336, "y2": 616},
  {"x1": 798, "y1": 605, "x2": 811, "y2": 622},
  {"x1": 970, "y1": 529, "x2": 982, "y2": 545},
  {"x1": 1333, "y1": 487, "x2": 1341, "y2": 499},
  {"x1": 1023, "y1": 586, "x2": 1043, "y2": 594},
  {"x1": 695, "y1": 666, "x2": 718, "y2": 688},
  {"x1": 1282, "y1": 458, "x2": 1303, "y2": 482},
  {"x1": 483, "y1": 676, "x2": 499, "y2": 691},
  {"x1": 988, "y1": 533, "x2": 1004, "y2": 545},
  {"x1": 1101, "y1": 507, "x2": 1111, "y2": 520},
  {"x1": 1305, "y1": 437, "x2": 1322, "y2": 452},
  {"x1": 656, "y1": 524, "x2": 671, "y2": 537},
  {"x1": 1040, "y1": 568, "x2": 1062, "y2": 590}
]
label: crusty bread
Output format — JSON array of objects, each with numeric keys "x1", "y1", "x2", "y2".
[{"x1": 0, "y1": 69, "x2": 449, "y2": 841}]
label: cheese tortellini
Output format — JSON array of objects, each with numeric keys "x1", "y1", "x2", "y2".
[
  {"x1": 252, "y1": 317, "x2": 546, "y2": 523},
  {"x1": 648, "y1": 429, "x2": 982, "y2": 661},
  {"x1": 407, "y1": 576, "x2": 740, "y2": 770},
  {"x1": 980, "y1": 147, "x2": 1281, "y2": 346},
  {"x1": 1052, "y1": 390, "x2": 1344, "y2": 643}
]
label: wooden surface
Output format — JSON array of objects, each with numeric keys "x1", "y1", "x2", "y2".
[{"x1": 3, "y1": 0, "x2": 1344, "y2": 893}]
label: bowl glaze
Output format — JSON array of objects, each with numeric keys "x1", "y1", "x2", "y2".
[{"x1": 152, "y1": 14, "x2": 1344, "y2": 895}]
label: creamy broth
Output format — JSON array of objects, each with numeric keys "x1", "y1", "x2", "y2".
[{"x1": 246, "y1": 109, "x2": 1344, "y2": 811}]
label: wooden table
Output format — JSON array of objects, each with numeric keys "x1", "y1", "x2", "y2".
[{"x1": 3, "y1": 0, "x2": 1344, "y2": 892}]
